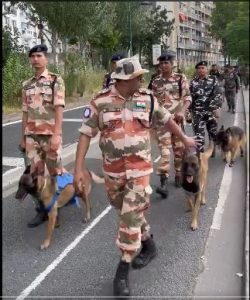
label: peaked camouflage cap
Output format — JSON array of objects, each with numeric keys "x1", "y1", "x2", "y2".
[{"x1": 111, "y1": 56, "x2": 149, "y2": 80}]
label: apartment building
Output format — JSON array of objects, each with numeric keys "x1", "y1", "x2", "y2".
[
  {"x1": 155, "y1": 1, "x2": 224, "y2": 67},
  {"x1": 2, "y1": 1, "x2": 62, "y2": 53}
]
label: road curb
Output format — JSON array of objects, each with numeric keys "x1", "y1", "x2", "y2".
[
  {"x1": 242, "y1": 88, "x2": 249, "y2": 297},
  {"x1": 2, "y1": 142, "x2": 78, "y2": 191}
]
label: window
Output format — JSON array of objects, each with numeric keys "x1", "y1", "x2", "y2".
[{"x1": 12, "y1": 20, "x2": 17, "y2": 28}]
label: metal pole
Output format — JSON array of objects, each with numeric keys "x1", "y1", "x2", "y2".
[
  {"x1": 129, "y1": 2, "x2": 132, "y2": 57},
  {"x1": 176, "y1": 26, "x2": 179, "y2": 70}
]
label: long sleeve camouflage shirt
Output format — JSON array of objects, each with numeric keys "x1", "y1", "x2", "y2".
[{"x1": 189, "y1": 75, "x2": 223, "y2": 113}]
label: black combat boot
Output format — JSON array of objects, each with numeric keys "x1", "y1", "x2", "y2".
[
  {"x1": 113, "y1": 260, "x2": 130, "y2": 297},
  {"x1": 28, "y1": 202, "x2": 48, "y2": 228},
  {"x1": 156, "y1": 174, "x2": 168, "y2": 198},
  {"x1": 132, "y1": 234, "x2": 157, "y2": 269}
]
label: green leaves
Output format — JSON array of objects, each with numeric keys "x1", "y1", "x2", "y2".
[{"x1": 210, "y1": 2, "x2": 249, "y2": 63}]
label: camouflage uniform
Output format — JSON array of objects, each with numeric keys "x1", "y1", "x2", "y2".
[
  {"x1": 223, "y1": 71, "x2": 240, "y2": 112},
  {"x1": 78, "y1": 85, "x2": 172, "y2": 262},
  {"x1": 189, "y1": 75, "x2": 223, "y2": 153},
  {"x1": 151, "y1": 73, "x2": 192, "y2": 177},
  {"x1": 22, "y1": 69, "x2": 65, "y2": 175}
]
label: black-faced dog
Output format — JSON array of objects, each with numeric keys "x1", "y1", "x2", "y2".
[
  {"x1": 216, "y1": 125, "x2": 246, "y2": 167},
  {"x1": 181, "y1": 141, "x2": 214, "y2": 230},
  {"x1": 16, "y1": 166, "x2": 104, "y2": 250}
]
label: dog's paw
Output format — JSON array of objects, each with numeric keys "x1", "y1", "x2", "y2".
[
  {"x1": 40, "y1": 240, "x2": 50, "y2": 250},
  {"x1": 190, "y1": 222, "x2": 198, "y2": 231},
  {"x1": 201, "y1": 199, "x2": 206, "y2": 205},
  {"x1": 82, "y1": 217, "x2": 90, "y2": 223}
]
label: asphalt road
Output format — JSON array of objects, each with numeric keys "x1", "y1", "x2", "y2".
[{"x1": 2, "y1": 92, "x2": 247, "y2": 298}]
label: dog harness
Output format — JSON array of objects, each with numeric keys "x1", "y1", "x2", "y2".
[{"x1": 44, "y1": 173, "x2": 80, "y2": 213}]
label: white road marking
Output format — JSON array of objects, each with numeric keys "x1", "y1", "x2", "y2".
[
  {"x1": 63, "y1": 118, "x2": 82, "y2": 122},
  {"x1": 3, "y1": 157, "x2": 24, "y2": 167},
  {"x1": 210, "y1": 94, "x2": 240, "y2": 230},
  {"x1": 153, "y1": 155, "x2": 161, "y2": 163},
  {"x1": 2, "y1": 105, "x2": 87, "y2": 127},
  {"x1": 16, "y1": 205, "x2": 112, "y2": 300}
]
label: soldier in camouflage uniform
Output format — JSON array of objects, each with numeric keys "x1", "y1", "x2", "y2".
[
  {"x1": 102, "y1": 53, "x2": 125, "y2": 89},
  {"x1": 223, "y1": 65, "x2": 240, "y2": 113},
  {"x1": 189, "y1": 61, "x2": 223, "y2": 155},
  {"x1": 151, "y1": 52, "x2": 192, "y2": 197},
  {"x1": 73, "y1": 57, "x2": 196, "y2": 297},
  {"x1": 19, "y1": 44, "x2": 65, "y2": 227}
]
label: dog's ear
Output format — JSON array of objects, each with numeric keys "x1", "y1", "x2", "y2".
[{"x1": 24, "y1": 165, "x2": 31, "y2": 174}]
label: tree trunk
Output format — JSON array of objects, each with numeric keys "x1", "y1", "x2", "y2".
[{"x1": 51, "y1": 31, "x2": 58, "y2": 67}]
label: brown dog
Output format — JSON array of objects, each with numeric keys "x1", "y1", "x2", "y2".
[
  {"x1": 15, "y1": 166, "x2": 104, "y2": 250},
  {"x1": 216, "y1": 125, "x2": 246, "y2": 167},
  {"x1": 181, "y1": 141, "x2": 214, "y2": 230}
]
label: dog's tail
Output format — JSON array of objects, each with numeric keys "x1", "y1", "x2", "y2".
[
  {"x1": 89, "y1": 171, "x2": 105, "y2": 184},
  {"x1": 203, "y1": 140, "x2": 214, "y2": 159}
]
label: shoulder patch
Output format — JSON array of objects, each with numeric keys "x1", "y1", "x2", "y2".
[{"x1": 82, "y1": 107, "x2": 91, "y2": 119}]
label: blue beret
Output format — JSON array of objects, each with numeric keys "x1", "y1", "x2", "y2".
[
  {"x1": 111, "y1": 53, "x2": 125, "y2": 62},
  {"x1": 158, "y1": 52, "x2": 176, "y2": 62},
  {"x1": 195, "y1": 61, "x2": 208, "y2": 69},
  {"x1": 29, "y1": 44, "x2": 48, "y2": 57}
]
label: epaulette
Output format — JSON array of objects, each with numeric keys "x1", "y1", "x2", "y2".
[
  {"x1": 93, "y1": 87, "x2": 112, "y2": 99},
  {"x1": 139, "y1": 88, "x2": 152, "y2": 95}
]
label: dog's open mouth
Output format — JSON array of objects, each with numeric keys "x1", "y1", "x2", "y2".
[{"x1": 186, "y1": 176, "x2": 194, "y2": 183}]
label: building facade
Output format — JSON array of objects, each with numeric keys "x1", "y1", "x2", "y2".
[
  {"x1": 2, "y1": 1, "x2": 62, "y2": 54},
  {"x1": 155, "y1": 1, "x2": 224, "y2": 67}
]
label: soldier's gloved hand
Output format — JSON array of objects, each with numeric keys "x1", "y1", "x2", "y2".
[
  {"x1": 73, "y1": 170, "x2": 84, "y2": 195},
  {"x1": 183, "y1": 135, "x2": 197, "y2": 148}
]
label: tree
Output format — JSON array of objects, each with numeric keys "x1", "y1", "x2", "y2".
[
  {"x1": 2, "y1": 26, "x2": 23, "y2": 66},
  {"x1": 139, "y1": 5, "x2": 175, "y2": 65},
  {"x1": 225, "y1": 2, "x2": 249, "y2": 64},
  {"x1": 210, "y1": 2, "x2": 248, "y2": 64}
]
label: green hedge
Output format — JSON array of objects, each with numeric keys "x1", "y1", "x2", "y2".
[
  {"x1": 3, "y1": 52, "x2": 106, "y2": 110},
  {"x1": 3, "y1": 53, "x2": 33, "y2": 108}
]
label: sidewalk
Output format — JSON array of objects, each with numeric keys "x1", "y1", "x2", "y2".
[{"x1": 242, "y1": 88, "x2": 249, "y2": 298}]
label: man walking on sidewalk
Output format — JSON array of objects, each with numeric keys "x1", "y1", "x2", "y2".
[{"x1": 73, "y1": 57, "x2": 196, "y2": 297}]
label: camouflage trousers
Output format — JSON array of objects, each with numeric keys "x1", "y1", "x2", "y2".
[
  {"x1": 192, "y1": 112, "x2": 217, "y2": 153},
  {"x1": 225, "y1": 90, "x2": 236, "y2": 110},
  {"x1": 154, "y1": 121, "x2": 184, "y2": 176},
  {"x1": 104, "y1": 174, "x2": 152, "y2": 263},
  {"x1": 25, "y1": 134, "x2": 63, "y2": 176}
]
